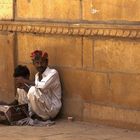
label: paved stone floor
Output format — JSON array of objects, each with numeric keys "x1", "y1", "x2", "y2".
[{"x1": 0, "y1": 119, "x2": 140, "y2": 140}]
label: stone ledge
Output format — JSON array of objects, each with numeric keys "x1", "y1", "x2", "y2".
[
  {"x1": 0, "y1": 21, "x2": 139, "y2": 38},
  {"x1": 83, "y1": 103, "x2": 140, "y2": 130}
]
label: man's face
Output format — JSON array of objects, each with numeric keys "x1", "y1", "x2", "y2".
[{"x1": 33, "y1": 58, "x2": 48, "y2": 74}]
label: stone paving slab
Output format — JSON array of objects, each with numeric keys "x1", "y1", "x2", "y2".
[{"x1": 0, "y1": 119, "x2": 140, "y2": 140}]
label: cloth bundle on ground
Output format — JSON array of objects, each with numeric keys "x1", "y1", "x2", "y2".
[
  {"x1": 0, "y1": 104, "x2": 28, "y2": 124},
  {"x1": 0, "y1": 104, "x2": 54, "y2": 126}
]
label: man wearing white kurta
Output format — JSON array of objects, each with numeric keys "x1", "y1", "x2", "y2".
[
  {"x1": 15, "y1": 50, "x2": 62, "y2": 120},
  {"x1": 28, "y1": 67, "x2": 62, "y2": 120}
]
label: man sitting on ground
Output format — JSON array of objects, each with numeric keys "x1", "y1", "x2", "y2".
[{"x1": 15, "y1": 50, "x2": 62, "y2": 121}]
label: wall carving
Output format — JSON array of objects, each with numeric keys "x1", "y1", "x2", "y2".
[{"x1": 0, "y1": 21, "x2": 139, "y2": 38}]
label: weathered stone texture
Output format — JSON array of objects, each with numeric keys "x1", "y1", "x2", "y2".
[
  {"x1": 16, "y1": 0, "x2": 81, "y2": 20},
  {"x1": 0, "y1": 32, "x2": 15, "y2": 102},
  {"x1": 61, "y1": 96, "x2": 84, "y2": 120},
  {"x1": 82, "y1": 0, "x2": 140, "y2": 21},
  {"x1": 110, "y1": 73, "x2": 140, "y2": 109},
  {"x1": 83, "y1": 103, "x2": 140, "y2": 129},
  {"x1": 83, "y1": 37, "x2": 93, "y2": 68},
  {"x1": 0, "y1": 0, "x2": 13, "y2": 20},
  {"x1": 17, "y1": 33, "x2": 82, "y2": 68},
  {"x1": 94, "y1": 39, "x2": 140, "y2": 73},
  {"x1": 58, "y1": 68, "x2": 111, "y2": 103},
  {"x1": 59, "y1": 67, "x2": 140, "y2": 109}
]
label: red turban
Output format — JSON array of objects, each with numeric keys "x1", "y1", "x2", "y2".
[{"x1": 30, "y1": 50, "x2": 48, "y2": 60}]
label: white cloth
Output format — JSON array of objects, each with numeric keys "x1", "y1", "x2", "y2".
[
  {"x1": 27, "y1": 67, "x2": 62, "y2": 120},
  {"x1": 13, "y1": 117, "x2": 55, "y2": 126},
  {"x1": 16, "y1": 88, "x2": 28, "y2": 105}
]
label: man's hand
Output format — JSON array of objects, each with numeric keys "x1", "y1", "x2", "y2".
[
  {"x1": 15, "y1": 76, "x2": 35, "y2": 90},
  {"x1": 15, "y1": 77, "x2": 27, "y2": 89},
  {"x1": 15, "y1": 76, "x2": 26, "y2": 84}
]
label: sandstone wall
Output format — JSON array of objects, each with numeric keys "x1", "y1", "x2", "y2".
[{"x1": 0, "y1": 0, "x2": 140, "y2": 129}]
